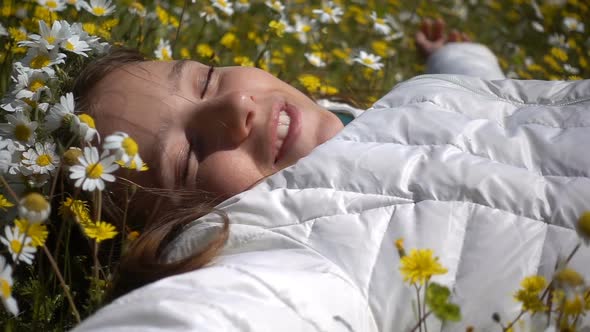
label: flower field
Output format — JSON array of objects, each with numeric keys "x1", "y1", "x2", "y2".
[{"x1": 0, "y1": 0, "x2": 588, "y2": 330}]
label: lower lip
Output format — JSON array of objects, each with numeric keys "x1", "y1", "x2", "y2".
[{"x1": 275, "y1": 103, "x2": 301, "y2": 164}]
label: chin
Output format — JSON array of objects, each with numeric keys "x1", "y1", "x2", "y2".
[{"x1": 318, "y1": 109, "x2": 344, "y2": 144}]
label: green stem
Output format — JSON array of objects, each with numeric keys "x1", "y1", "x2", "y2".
[
  {"x1": 415, "y1": 284, "x2": 423, "y2": 332},
  {"x1": 43, "y1": 245, "x2": 81, "y2": 323}
]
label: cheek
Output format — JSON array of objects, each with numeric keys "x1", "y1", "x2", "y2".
[{"x1": 196, "y1": 151, "x2": 264, "y2": 197}]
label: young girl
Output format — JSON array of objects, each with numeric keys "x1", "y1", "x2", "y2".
[
  {"x1": 73, "y1": 19, "x2": 505, "y2": 299},
  {"x1": 75, "y1": 20, "x2": 590, "y2": 331}
]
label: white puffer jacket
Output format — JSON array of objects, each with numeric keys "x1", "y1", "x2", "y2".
[{"x1": 74, "y1": 75, "x2": 590, "y2": 332}]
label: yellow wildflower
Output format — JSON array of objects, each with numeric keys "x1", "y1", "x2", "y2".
[
  {"x1": 59, "y1": 198, "x2": 91, "y2": 225},
  {"x1": 15, "y1": 218, "x2": 48, "y2": 247},
  {"x1": 319, "y1": 85, "x2": 339, "y2": 95},
  {"x1": 399, "y1": 248, "x2": 448, "y2": 285},
  {"x1": 577, "y1": 211, "x2": 590, "y2": 244},
  {"x1": 196, "y1": 43, "x2": 214, "y2": 58},
  {"x1": 513, "y1": 275, "x2": 547, "y2": 313},
  {"x1": 550, "y1": 47, "x2": 568, "y2": 62},
  {"x1": 82, "y1": 23, "x2": 97, "y2": 35},
  {"x1": 84, "y1": 221, "x2": 118, "y2": 243},
  {"x1": 234, "y1": 56, "x2": 254, "y2": 67},
  {"x1": 268, "y1": 20, "x2": 286, "y2": 37},
  {"x1": 298, "y1": 74, "x2": 322, "y2": 92},
  {"x1": 220, "y1": 32, "x2": 238, "y2": 49},
  {"x1": 180, "y1": 47, "x2": 190, "y2": 59},
  {"x1": 0, "y1": 194, "x2": 14, "y2": 211},
  {"x1": 543, "y1": 55, "x2": 562, "y2": 72}
]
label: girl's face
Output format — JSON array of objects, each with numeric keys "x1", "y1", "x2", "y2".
[{"x1": 89, "y1": 60, "x2": 343, "y2": 199}]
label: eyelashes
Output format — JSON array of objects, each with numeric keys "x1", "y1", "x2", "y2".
[{"x1": 200, "y1": 65, "x2": 215, "y2": 99}]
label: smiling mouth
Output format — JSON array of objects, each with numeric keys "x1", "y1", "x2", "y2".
[{"x1": 272, "y1": 103, "x2": 301, "y2": 164}]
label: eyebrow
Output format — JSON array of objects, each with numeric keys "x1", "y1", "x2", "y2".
[{"x1": 168, "y1": 60, "x2": 188, "y2": 92}]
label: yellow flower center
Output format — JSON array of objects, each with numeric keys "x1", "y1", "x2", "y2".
[
  {"x1": 67, "y1": 0, "x2": 77, "y2": 4},
  {"x1": 324, "y1": 7, "x2": 333, "y2": 15},
  {"x1": 0, "y1": 279, "x2": 11, "y2": 299},
  {"x1": 78, "y1": 114, "x2": 96, "y2": 128},
  {"x1": 46, "y1": 0, "x2": 57, "y2": 9},
  {"x1": 10, "y1": 239, "x2": 23, "y2": 255},
  {"x1": 30, "y1": 55, "x2": 51, "y2": 69},
  {"x1": 302, "y1": 24, "x2": 311, "y2": 33},
  {"x1": 22, "y1": 193, "x2": 49, "y2": 212},
  {"x1": 35, "y1": 154, "x2": 52, "y2": 166},
  {"x1": 86, "y1": 163, "x2": 104, "y2": 179},
  {"x1": 14, "y1": 124, "x2": 31, "y2": 141},
  {"x1": 92, "y1": 6, "x2": 106, "y2": 16},
  {"x1": 363, "y1": 58, "x2": 374, "y2": 65},
  {"x1": 46, "y1": 36, "x2": 55, "y2": 44},
  {"x1": 122, "y1": 137, "x2": 139, "y2": 156},
  {"x1": 376, "y1": 18, "x2": 385, "y2": 24},
  {"x1": 29, "y1": 79, "x2": 45, "y2": 92},
  {"x1": 65, "y1": 41, "x2": 75, "y2": 51},
  {"x1": 161, "y1": 48, "x2": 171, "y2": 60},
  {"x1": 219, "y1": 0, "x2": 227, "y2": 6}
]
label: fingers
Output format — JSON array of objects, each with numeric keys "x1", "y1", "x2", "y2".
[
  {"x1": 420, "y1": 18, "x2": 433, "y2": 40},
  {"x1": 432, "y1": 19, "x2": 446, "y2": 42}
]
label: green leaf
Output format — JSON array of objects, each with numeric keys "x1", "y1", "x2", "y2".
[{"x1": 425, "y1": 283, "x2": 462, "y2": 322}]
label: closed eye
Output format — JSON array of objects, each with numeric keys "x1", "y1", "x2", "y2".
[{"x1": 200, "y1": 66, "x2": 215, "y2": 98}]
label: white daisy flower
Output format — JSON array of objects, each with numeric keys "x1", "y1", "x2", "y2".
[
  {"x1": 103, "y1": 132, "x2": 144, "y2": 171},
  {"x1": 304, "y1": 52, "x2": 326, "y2": 68},
  {"x1": 66, "y1": 0, "x2": 89, "y2": 11},
  {"x1": 0, "y1": 256, "x2": 18, "y2": 316},
  {"x1": 312, "y1": 1, "x2": 343, "y2": 24},
  {"x1": 200, "y1": 6, "x2": 220, "y2": 24},
  {"x1": 18, "y1": 192, "x2": 51, "y2": 224},
  {"x1": 61, "y1": 35, "x2": 91, "y2": 57},
  {"x1": 36, "y1": 0, "x2": 67, "y2": 12},
  {"x1": 212, "y1": 0, "x2": 233, "y2": 16},
  {"x1": 1, "y1": 97, "x2": 33, "y2": 114},
  {"x1": 12, "y1": 69, "x2": 52, "y2": 102},
  {"x1": 69, "y1": 23, "x2": 107, "y2": 53},
  {"x1": 21, "y1": 141, "x2": 60, "y2": 176},
  {"x1": 563, "y1": 17, "x2": 584, "y2": 33},
  {"x1": 370, "y1": 12, "x2": 392, "y2": 35},
  {"x1": 19, "y1": 47, "x2": 66, "y2": 76},
  {"x1": 0, "y1": 226, "x2": 37, "y2": 265},
  {"x1": 154, "y1": 39, "x2": 173, "y2": 61},
  {"x1": 548, "y1": 33, "x2": 568, "y2": 48},
  {"x1": 265, "y1": 0, "x2": 285, "y2": 13},
  {"x1": 0, "y1": 113, "x2": 38, "y2": 145},
  {"x1": 352, "y1": 50, "x2": 384, "y2": 71},
  {"x1": 45, "y1": 92, "x2": 75, "y2": 131},
  {"x1": 18, "y1": 20, "x2": 68, "y2": 51},
  {"x1": 0, "y1": 138, "x2": 23, "y2": 175},
  {"x1": 72, "y1": 113, "x2": 98, "y2": 143},
  {"x1": 564, "y1": 64, "x2": 580, "y2": 74},
  {"x1": 69, "y1": 147, "x2": 119, "y2": 192},
  {"x1": 235, "y1": 0, "x2": 250, "y2": 12},
  {"x1": 82, "y1": 0, "x2": 116, "y2": 16},
  {"x1": 287, "y1": 14, "x2": 314, "y2": 44}
]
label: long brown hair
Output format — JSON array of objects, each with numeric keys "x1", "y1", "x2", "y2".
[{"x1": 71, "y1": 48, "x2": 230, "y2": 300}]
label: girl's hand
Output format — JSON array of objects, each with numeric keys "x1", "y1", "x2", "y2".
[{"x1": 415, "y1": 18, "x2": 472, "y2": 58}]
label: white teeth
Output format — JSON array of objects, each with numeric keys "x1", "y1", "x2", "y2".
[
  {"x1": 277, "y1": 124, "x2": 289, "y2": 138},
  {"x1": 279, "y1": 111, "x2": 291, "y2": 125}
]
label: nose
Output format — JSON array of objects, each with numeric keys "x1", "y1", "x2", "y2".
[{"x1": 218, "y1": 92, "x2": 256, "y2": 145}]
